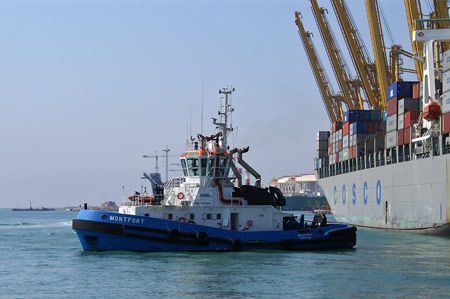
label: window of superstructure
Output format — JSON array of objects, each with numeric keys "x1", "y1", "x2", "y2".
[
  {"x1": 181, "y1": 159, "x2": 188, "y2": 176},
  {"x1": 187, "y1": 158, "x2": 199, "y2": 176},
  {"x1": 201, "y1": 158, "x2": 207, "y2": 176},
  {"x1": 216, "y1": 213, "x2": 221, "y2": 220},
  {"x1": 219, "y1": 157, "x2": 230, "y2": 177},
  {"x1": 190, "y1": 213, "x2": 195, "y2": 220}
]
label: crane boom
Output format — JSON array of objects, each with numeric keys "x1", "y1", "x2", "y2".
[
  {"x1": 404, "y1": 0, "x2": 423, "y2": 81},
  {"x1": 310, "y1": 0, "x2": 362, "y2": 110},
  {"x1": 295, "y1": 11, "x2": 343, "y2": 122},
  {"x1": 433, "y1": 0, "x2": 450, "y2": 56},
  {"x1": 330, "y1": 0, "x2": 383, "y2": 110},
  {"x1": 365, "y1": 0, "x2": 389, "y2": 108}
]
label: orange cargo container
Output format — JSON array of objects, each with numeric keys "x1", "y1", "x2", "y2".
[
  {"x1": 404, "y1": 127, "x2": 411, "y2": 144},
  {"x1": 442, "y1": 112, "x2": 450, "y2": 134},
  {"x1": 398, "y1": 129, "x2": 404, "y2": 146}
]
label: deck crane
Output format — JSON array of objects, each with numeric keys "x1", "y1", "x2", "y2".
[
  {"x1": 330, "y1": 0, "x2": 383, "y2": 110},
  {"x1": 295, "y1": 11, "x2": 344, "y2": 122},
  {"x1": 309, "y1": 0, "x2": 362, "y2": 110}
]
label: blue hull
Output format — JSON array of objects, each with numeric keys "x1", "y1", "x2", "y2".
[{"x1": 72, "y1": 210, "x2": 356, "y2": 251}]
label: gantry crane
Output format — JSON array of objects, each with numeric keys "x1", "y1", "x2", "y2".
[
  {"x1": 364, "y1": 0, "x2": 390, "y2": 107},
  {"x1": 432, "y1": 0, "x2": 450, "y2": 55},
  {"x1": 404, "y1": 0, "x2": 424, "y2": 81},
  {"x1": 310, "y1": 0, "x2": 362, "y2": 110},
  {"x1": 295, "y1": 11, "x2": 343, "y2": 122},
  {"x1": 330, "y1": 0, "x2": 383, "y2": 110}
]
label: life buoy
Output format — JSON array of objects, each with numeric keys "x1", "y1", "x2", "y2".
[
  {"x1": 178, "y1": 217, "x2": 186, "y2": 222},
  {"x1": 418, "y1": 31, "x2": 424, "y2": 37},
  {"x1": 247, "y1": 220, "x2": 253, "y2": 227},
  {"x1": 177, "y1": 192, "x2": 185, "y2": 200}
]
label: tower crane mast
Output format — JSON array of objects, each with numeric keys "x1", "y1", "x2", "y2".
[{"x1": 295, "y1": 11, "x2": 343, "y2": 122}]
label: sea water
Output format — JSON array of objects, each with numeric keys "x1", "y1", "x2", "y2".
[{"x1": 1, "y1": 209, "x2": 449, "y2": 298}]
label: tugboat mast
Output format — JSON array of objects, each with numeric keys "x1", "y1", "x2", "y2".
[{"x1": 214, "y1": 87, "x2": 235, "y2": 151}]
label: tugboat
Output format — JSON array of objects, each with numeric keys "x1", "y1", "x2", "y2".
[{"x1": 72, "y1": 88, "x2": 356, "y2": 251}]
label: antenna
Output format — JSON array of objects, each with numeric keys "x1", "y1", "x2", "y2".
[
  {"x1": 162, "y1": 146, "x2": 170, "y2": 182},
  {"x1": 201, "y1": 77, "x2": 204, "y2": 134}
]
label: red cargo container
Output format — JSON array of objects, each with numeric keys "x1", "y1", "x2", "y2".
[
  {"x1": 332, "y1": 122, "x2": 343, "y2": 133},
  {"x1": 387, "y1": 97, "x2": 398, "y2": 116},
  {"x1": 338, "y1": 140, "x2": 343, "y2": 151},
  {"x1": 398, "y1": 129, "x2": 404, "y2": 145},
  {"x1": 343, "y1": 122, "x2": 349, "y2": 136},
  {"x1": 404, "y1": 111, "x2": 420, "y2": 128},
  {"x1": 404, "y1": 127, "x2": 411, "y2": 144},
  {"x1": 413, "y1": 83, "x2": 420, "y2": 99},
  {"x1": 442, "y1": 112, "x2": 450, "y2": 134},
  {"x1": 349, "y1": 146, "x2": 356, "y2": 159},
  {"x1": 368, "y1": 121, "x2": 380, "y2": 133},
  {"x1": 335, "y1": 153, "x2": 340, "y2": 163}
]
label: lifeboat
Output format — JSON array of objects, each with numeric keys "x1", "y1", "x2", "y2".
[
  {"x1": 127, "y1": 195, "x2": 155, "y2": 203},
  {"x1": 423, "y1": 102, "x2": 441, "y2": 121}
]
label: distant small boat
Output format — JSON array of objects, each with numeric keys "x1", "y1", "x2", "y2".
[{"x1": 11, "y1": 201, "x2": 55, "y2": 211}]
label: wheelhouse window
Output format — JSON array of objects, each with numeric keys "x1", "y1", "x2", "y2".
[
  {"x1": 181, "y1": 159, "x2": 188, "y2": 176},
  {"x1": 201, "y1": 158, "x2": 207, "y2": 176},
  {"x1": 219, "y1": 157, "x2": 230, "y2": 177},
  {"x1": 187, "y1": 158, "x2": 199, "y2": 176}
]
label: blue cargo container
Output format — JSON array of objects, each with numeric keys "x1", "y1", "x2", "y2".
[
  {"x1": 383, "y1": 110, "x2": 387, "y2": 121},
  {"x1": 370, "y1": 110, "x2": 381, "y2": 121},
  {"x1": 351, "y1": 122, "x2": 368, "y2": 134},
  {"x1": 344, "y1": 110, "x2": 360, "y2": 123},
  {"x1": 387, "y1": 81, "x2": 418, "y2": 101},
  {"x1": 359, "y1": 110, "x2": 371, "y2": 122}
]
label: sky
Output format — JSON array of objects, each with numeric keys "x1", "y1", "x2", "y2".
[{"x1": 0, "y1": 0, "x2": 418, "y2": 208}]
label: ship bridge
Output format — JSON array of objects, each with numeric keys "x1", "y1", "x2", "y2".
[{"x1": 180, "y1": 150, "x2": 231, "y2": 181}]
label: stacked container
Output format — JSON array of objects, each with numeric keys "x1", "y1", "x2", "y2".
[
  {"x1": 386, "y1": 81, "x2": 419, "y2": 148},
  {"x1": 442, "y1": 49, "x2": 450, "y2": 134},
  {"x1": 315, "y1": 131, "x2": 330, "y2": 169}
]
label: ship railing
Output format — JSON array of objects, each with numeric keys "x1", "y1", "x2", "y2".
[
  {"x1": 163, "y1": 177, "x2": 185, "y2": 199},
  {"x1": 122, "y1": 194, "x2": 164, "y2": 207}
]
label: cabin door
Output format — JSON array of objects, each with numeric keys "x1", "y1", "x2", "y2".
[{"x1": 230, "y1": 213, "x2": 239, "y2": 230}]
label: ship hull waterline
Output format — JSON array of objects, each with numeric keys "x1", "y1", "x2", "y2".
[
  {"x1": 317, "y1": 155, "x2": 450, "y2": 236},
  {"x1": 72, "y1": 210, "x2": 356, "y2": 251}
]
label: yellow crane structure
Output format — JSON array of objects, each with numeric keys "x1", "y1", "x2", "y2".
[
  {"x1": 432, "y1": 0, "x2": 450, "y2": 54},
  {"x1": 404, "y1": 0, "x2": 424, "y2": 81},
  {"x1": 295, "y1": 11, "x2": 343, "y2": 122},
  {"x1": 330, "y1": 0, "x2": 383, "y2": 110},
  {"x1": 309, "y1": 0, "x2": 362, "y2": 110},
  {"x1": 364, "y1": 0, "x2": 390, "y2": 108}
]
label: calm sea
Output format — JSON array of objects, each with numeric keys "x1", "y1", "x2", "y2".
[{"x1": 1, "y1": 209, "x2": 449, "y2": 298}]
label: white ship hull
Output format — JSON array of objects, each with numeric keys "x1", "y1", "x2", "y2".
[{"x1": 317, "y1": 155, "x2": 450, "y2": 235}]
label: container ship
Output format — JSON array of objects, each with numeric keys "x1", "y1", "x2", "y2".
[
  {"x1": 295, "y1": 1, "x2": 450, "y2": 235},
  {"x1": 269, "y1": 174, "x2": 329, "y2": 212}
]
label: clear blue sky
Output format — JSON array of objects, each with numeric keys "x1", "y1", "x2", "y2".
[{"x1": 0, "y1": 0, "x2": 417, "y2": 208}]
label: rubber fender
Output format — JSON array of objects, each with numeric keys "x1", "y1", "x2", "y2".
[
  {"x1": 231, "y1": 239, "x2": 243, "y2": 251},
  {"x1": 283, "y1": 239, "x2": 295, "y2": 250},
  {"x1": 196, "y1": 231, "x2": 209, "y2": 244},
  {"x1": 169, "y1": 229, "x2": 180, "y2": 240}
]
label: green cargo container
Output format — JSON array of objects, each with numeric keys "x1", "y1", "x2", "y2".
[
  {"x1": 343, "y1": 148, "x2": 349, "y2": 161},
  {"x1": 419, "y1": 96, "x2": 423, "y2": 111}
]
